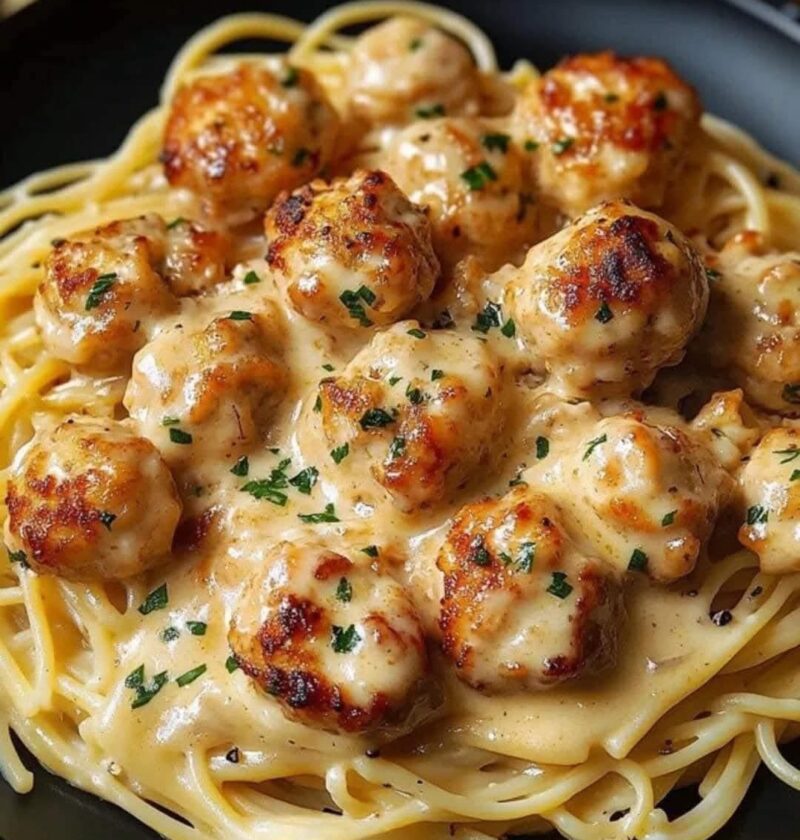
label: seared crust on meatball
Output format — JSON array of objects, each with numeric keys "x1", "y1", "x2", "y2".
[
  {"x1": 265, "y1": 170, "x2": 439, "y2": 328},
  {"x1": 437, "y1": 487, "x2": 621, "y2": 692},
  {"x1": 501, "y1": 200, "x2": 708, "y2": 397},
  {"x1": 162, "y1": 62, "x2": 340, "y2": 211},
  {"x1": 384, "y1": 117, "x2": 539, "y2": 272},
  {"x1": 347, "y1": 16, "x2": 480, "y2": 124},
  {"x1": 560, "y1": 414, "x2": 733, "y2": 582},
  {"x1": 312, "y1": 322, "x2": 504, "y2": 511},
  {"x1": 699, "y1": 231, "x2": 800, "y2": 414},
  {"x1": 738, "y1": 428, "x2": 800, "y2": 575},
  {"x1": 4, "y1": 417, "x2": 181, "y2": 580},
  {"x1": 124, "y1": 309, "x2": 287, "y2": 469},
  {"x1": 513, "y1": 51, "x2": 700, "y2": 216},
  {"x1": 229, "y1": 541, "x2": 430, "y2": 733}
]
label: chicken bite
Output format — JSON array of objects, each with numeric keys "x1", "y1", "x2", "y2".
[
  {"x1": 265, "y1": 170, "x2": 439, "y2": 328},
  {"x1": 229, "y1": 540, "x2": 430, "y2": 733},
  {"x1": 162, "y1": 62, "x2": 340, "y2": 211},
  {"x1": 4, "y1": 417, "x2": 181, "y2": 581},
  {"x1": 501, "y1": 200, "x2": 708, "y2": 398},
  {"x1": 437, "y1": 487, "x2": 621, "y2": 692},
  {"x1": 513, "y1": 51, "x2": 700, "y2": 216}
]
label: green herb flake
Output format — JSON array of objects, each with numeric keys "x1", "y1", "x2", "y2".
[
  {"x1": 595, "y1": 301, "x2": 614, "y2": 323},
  {"x1": 628, "y1": 548, "x2": 648, "y2": 572},
  {"x1": 524, "y1": 139, "x2": 539, "y2": 152},
  {"x1": 774, "y1": 447, "x2": 800, "y2": 464},
  {"x1": 661, "y1": 510, "x2": 677, "y2": 527},
  {"x1": 388, "y1": 375, "x2": 402, "y2": 386},
  {"x1": 481, "y1": 132, "x2": 511, "y2": 153},
  {"x1": 169, "y1": 428, "x2": 193, "y2": 445},
  {"x1": 500, "y1": 318, "x2": 516, "y2": 338},
  {"x1": 166, "y1": 217, "x2": 186, "y2": 229},
  {"x1": 746, "y1": 505, "x2": 768, "y2": 525},
  {"x1": 161, "y1": 416, "x2": 180, "y2": 427},
  {"x1": 98, "y1": 511, "x2": 116, "y2": 531},
  {"x1": 547, "y1": 571, "x2": 573, "y2": 599},
  {"x1": 228, "y1": 310, "x2": 252, "y2": 321},
  {"x1": 331, "y1": 624, "x2": 361, "y2": 653},
  {"x1": 281, "y1": 66, "x2": 299, "y2": 87},
  {"x1": 406, "y1": 385, "x2": 424, "y2": 405},
  {"x1": 330, "y1": 443, "x2": 350, "y2": 464},
  {"x1": 187, "y1": 621, "x2": 207, "y2": 636},
  {"x1": 335, "y1": 577, "x2": 352, "y2": 603},
  {"x1": 415, "y1": 103, "x2": 445, "y2": 119},
  {"x1": 360, "y1": 407, "x2": 395, "y2": 429},
  {"x1": 472, "y1": 301, "x2": 503, "y2": 334},
  {"x1": 176, "y1": 664, "x2": 207, "y2": 688},
  {"x1": 130, "y1": 669, "x2": 169, "y2": 709},
  {"x1": 243, "y1": 270, "x2": 261, "y2": 285},
  {"x1": 138, "y1": 583, "x2": 168, "y2": 615},
  {"x1": 461, "y1": 160, "x2": 498, "y2": 191},
  {"x1": 161, "y1": 626, "x2": 180, "y2": 643},
  {"x1": 705, "y1": 267, "x2": 722, "y2": 282},
  {"x1": 388, "y1": 436, "x2": 406, "y2": 460},
  {"x1": 7, "y1": 548, "x2": 28, "y2": 567},
  {"x1": 535, "y1": 436, "x2": 550, "y2": 460},
  {"x1": 582, "y1": 434, "x2": 607, "y2": 461},
  {"x1": 125, "y1": 665, "x2": 145, "y2": 689},
  {"x1": 288, "y1": 466, "x2": 319, "y2": 496},
  {"x1": 551, "y1": 137, "x2": 574, "y2": 155},
  {"x1": 431, "y1": 369, "x2": 444, "y2": 381},
  {"x1": 470, "y1": 537, "x2": 491, "y2": 567},
  {"x1": 322, "y1": 363, "x2": 335, "y2": 372},
  {"x1": 361, "y1": 545, "x2": 379, "y2": 558},
  {"x1": 241, "y1": 458, "x2": 292, "y2": 505},
  {"x1": 792, "y1": 469, "x2": 800, "y2": 482},
  {"x1": 225, "y1": 655, "x2": 240, "y2": 673},
  {"x1": 85, "y1": 273, "x2": 117, "y2": 311},
  {"x1": 230, "y1": 456, "x2": 249, "y2": 477},
  {"x1": 407, "y1": 328, "x2": 426, "y2": 339},
  {"x1": 409, "y1": 37, "x2": 424, "y2": 51},
  {"x1": 313, "y1": 394, "x2": 323, "y2": 413},
  {"x1": 517, "y1": 541, "x2": 536, "y2": 573},
  {"x1": 298, "y1": 503, "x2": 339, "y2": 524},
  {"x1": 604, "y1": 92, "x2": 620, "y2": 103},
  {"x1": 340, "y1": 287, "x2": 374, "y2": 327}
]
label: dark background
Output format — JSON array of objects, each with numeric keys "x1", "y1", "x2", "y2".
[{"x1": 0, "y1": 0, "x2": 799, "y2": 837}]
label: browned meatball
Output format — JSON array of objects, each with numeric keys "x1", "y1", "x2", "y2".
[
  {"x1": 162, "y1": 62, "x2": 340, "y2": 211},
  {"x1": 265, "y1": 170, "x2": 439, "y2": 328},
  {"x1": 229, "y1": 540, "x2": 430, "y2": 733},
  {"x1": 437, "y1": 487, "x2": 621, "y2": 692},
  {"x1": 4, "y1": 417, "x2": 181, "y2": 580}
]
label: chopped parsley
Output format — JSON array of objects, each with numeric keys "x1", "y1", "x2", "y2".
[
  {"x1": 406, "y1": 385, "x2": 424, "y2": 405},
  {"x1": 361, "y1": 545, "x2": 379, "y2": 558},
  {"x1": 535, "y1": 436, "x2": 550, "y2": 460},
  {"x1": 241, "y1": 458, "x2": 292, "y2": 505},
  {"x1": 604, "y1": 92, "x2": 620, "y2": 103},
  {"x1": 662, "y1": 510, "x2": 677, "y2": 527},
  {"x1": 407, "y1": 327, "x2": 426, "y2": 339},
  {"x1": 160, "y1": 626, "x2": 180, "y2": 643},
  {"x1": 166, "y1": 217, "x2": 185, "y2": 229},
  {"x1": 85, "y1": 273, "x2": 117, "y2": 310},
  {"x1": 409, "y1": 37, "x2": 424, "y2": 51},
  {"x1": 230, "y1": 456, "x2": 249, "y2": 477},
  {"x1": 508, "y1": 464, "x2": 528, "y2": 487},
  {"x1": 298, "y1": 503, "x2": 339, "y2": 523},
  {"x1": 138, "y1": 583, "x2": 168, "y2": 615},
  {"x1": 431, "y1": 369, "x2": 445, "y2": 381},
  {"x1": 500, "y1": 318, "x2": 516, "y2": 338},
  {"x1": 228, "y1": 310, "x2": 252, "y2": 321},
  {"x1": 322, "y1": 363, "x2": 335, "y2": 372},
  {"x1": 335, "y1": 577, "x2": 352, "y2": 603},
  {"x1": 388, "y1": 436, "x2": 406, "y2": 460},
  {"x1": 281, "y1": 66, "x2": 299, "y2": 87},
  {"x1": 225, "y1": 655, "x2": 240, "y2": 673},
  {"x1": 653, "y1": 91, "x2": 668, "y2": 110},
  {"x1": 461, "y1": 161, "x2": 498, "y2": 191},
  {"x1": 481, "y1": 132, "x2": 511, "y2": 153},
  {"x1": 169, "y1": 427, "x2": 193, "y2": 445},
  {"x1": 330, "y1": 443, "x2": 350, "y2": 464},
  {"x1": 470, "y1": 537, "x2": 491, "y2": 566},
  {"x1": 551, "y1": 137, "x2": 574, "y2": 155},
  {"x1": 186, "y1": 621, "x2": 207, "y2": 636},
  {"x1": 331, "y1": 624, "x2": 361, "y2": 653},
  {"x1": 176, "y1": 664, "x2": 207, "y2": 687},
  {"x1": 516, "y1": 541, "x2": 536, "y2": 573},
  {"x1": 243, "y1": 270, "x2": 261, "y2": 285},
  {"x1": 7, "y1": 548, "x2": 28, "y2": 567},
  {"x1": 126, "y1": 666, "x2": 169, "y2": 709},
  {"x1": 774, "y1": 447, "x2": 800, "y2": 464},
  {"x1": 783, "y1": 384, "x2": 800, "y2": 404},
  {"x1": 415, "y1": 103, "x2": 445, "y2": 119},
  {"x1": 746, "y1": 504, "x2": 768, "y2": 525},
  {"x1": 388, "y1": 375, "x2": 402, "y2": 386},
  {"x1": 340, "y1": 287, "x2": 375, "y2": 327},
  {"x1": 289, "y1": 466, "x2": 319, "y2": 495},
  {"x1": 628, "y1": 548, "x2": 648, "y2": 572},
  {"x1": 524, "y1": 139, "x2": 539, "y2": 152},
  {"x1": 98, "y1": 511, "x2": 116, "y2": 531},
  {"x1": 360, "y1": 407, "x2": 395, "y2": 429},
  {"x1": 546, "y1": 571, "x2": 573, "y2": 599},
  {"x1": 582, "y1": 434, "x2": 607, "y2": 461},
  {"x1": 792, "y1": 470, "x2": 800, "y2": 482},
  {"x1": 313, "y1": 394, "x2": 322, "y2": 413},
  {"x1": 595, "y1": 301, "x2": 614, "y2": 323},
  {"x1": 161, "y1": 416, "x2": 180, "y2": 427},
  {"x1": 472, "y1": 301, "x2": 503, "y2": 334},
  {"x1": 705, "y1": 267, "x2": 722, "y2": 282}
]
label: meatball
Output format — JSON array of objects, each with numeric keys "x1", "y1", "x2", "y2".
[
  {"x1": 162, "y1": 62, "x2": 340, "y2": 211},
  {"x1": 739, "y1": 428, "x2": 800, "y2": 575},
  {"x1": 384, "y1": 117, "x2": 539, "y2": 272},
  {"x1": 124, "y1": 310, "x2": 287, "y2": 468},
  {"x1": 699, "y1": 232, "x2": 800, "y2": 414},
  {"x1": 265, "y1": 170, "x2": 439, "y2": 328},
  {"x1": 691, "y1": 389, "x2": 760, "y2": 471},
  {"x1": 347, "y1": 16, "x2": 480, "y2": 125},
  {"x1": 162, "y1": 217, "x2": 229, "y2": 296},
  {"x1": 229, "y1": 540, "x2": 429, "y2": 733},
  {"x1": 501, "y1": 200, "x2": 708, "y2": 398},
  {"x1": 437, "y1": 487, "x2": 620, "y2": 693},
  {"x1": 513, "y1": 51, "x2": 700, "y2": 216},
  {"x1": 559, "y1": 414, "x2": 733, "y2": 582},
  {"x1": 313, "y1": 322, "x2": 504, "y2": 512},
  {"x1": 4, "y1": 417, "x2": 181, "y2": 581}
]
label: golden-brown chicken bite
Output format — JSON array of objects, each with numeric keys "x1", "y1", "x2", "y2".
[
  {"x1": 4, "y1": 417, "x2": 181, "y2": 581},
  {"x1": 309, "y1": 322, "x2": 504, "y2": 512},
  {"x1": 699, "y1": 232, "x2": 800, "y2": 414},
  {"x1": 501, "y1": 200, "x2": 708, "y2": 398},
  {"x1": 265, "y1": 170, "x2": 439, "y2": 328},
  {"x1": 161, "y1": 62, "x2": 340, "y2": 212},
  {"x1": 437, "y1": 487, "x2": 621, "y2": 693},
  {"x1": 384, "y1": 117, "x2": 539, "y2": 273},
  {"x1": 229, "y1": 540, "x2": 430, "y2": 734},
  {"x1": 161, "y1": 217, "x2": 230, "y2": 296},
  {"x1": 556, "y1": 414, "x2": 733, "y2": 582},
  {"x1": 738, "y1": 428, "x2": 800, "y2": 575},
  {"x1": 513, "y1": 51, "x2": 700, "y2": 216},
  {"x1": 124, "y1": 310, "x2": 287, "y2": 470},
  {"x1": 347, "y1": 16, "x2": 480, "y2": 125}
]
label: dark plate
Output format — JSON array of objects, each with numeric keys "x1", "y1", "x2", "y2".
[{"x1": 0, "y1": 1, "x2": 798, "y2": 838}]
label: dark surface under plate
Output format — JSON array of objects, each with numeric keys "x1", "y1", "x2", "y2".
[{"x1": 0, "y1": 0, "x2": 799, "y2": 837}]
